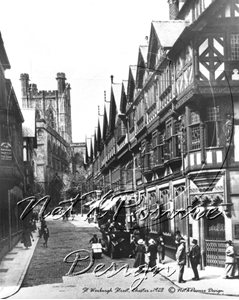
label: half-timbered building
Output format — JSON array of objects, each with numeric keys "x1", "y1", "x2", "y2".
[{"x1": 85, "y1": 0, "x2": 239, "y2": 268}]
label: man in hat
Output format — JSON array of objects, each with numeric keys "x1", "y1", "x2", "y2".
[
  {"x1": 176, "y1": 238, "x2": 186, "y2": 283},
  {"x1": 189, "y1": 239, "x2": 200, "y2": 280}
]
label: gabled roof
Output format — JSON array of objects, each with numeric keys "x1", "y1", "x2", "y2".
[
  {"x1": 136, "y1": 46, "x2": 148, "y2": 89},
  {"x1": 97, "y1": 117, "x2": 102, "y2": 151},
  {"x1": 147, "y1": 20, "x2": 188, "y2": 69},
  {"x1": 122, "y1": 80, "x2": 128, "y2": 95},
  {"x1": 112, "y1": 84, "x2": 122, "y2": 114},
  {"x1": 151, "y1": 20, "x2": 188, "y2": 48},
  {"x1": 0, "y1": 33, "x2": 10, "y2": 70},
  {"x1": 103, "y1": 103, "x2": 109, "y2": 141},
  {"x1": 120, "y1": 80, "x2": 128, "y2": 114},
  {"x1": 108, "y1": 79, "x2": 122, "y2": 135},
  {"x1": 167, "y1": 0, "x2": 230, "y2": 59},
  {"x1": 139, "y1": 45, "x2": 148, "y2": 64},
  {"x1": 127, "y1": 66, "x2": 137, "y2": 103},
  {"x1": 5, "y1": 79, "x2": 24, "y2": 122}
]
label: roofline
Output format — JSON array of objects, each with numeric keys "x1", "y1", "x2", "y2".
[{"x1": 0, "y1": 33, "x2": 11, "y2": 70}]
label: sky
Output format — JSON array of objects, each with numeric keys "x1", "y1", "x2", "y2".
[{"x1": 0, "y1": 0, "x2": 169, "y2": 143}]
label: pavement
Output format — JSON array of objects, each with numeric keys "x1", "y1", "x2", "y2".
[
  {"x1": 0, "y1": 229, "x2": 39, "y2": 299},
  {"x1": 158, "y1": 257, "x2": 239, "y2": 297},
  {"x1": 0, "y1": 214, "x2": 96, "y2": 299},
  {"x1": 0, "y1": 215, "x2": 239, "y2": 299}
]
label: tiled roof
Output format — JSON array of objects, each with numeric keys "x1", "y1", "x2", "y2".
[
  {"x1": 122, "y1": 80, "x2": 128, "y2": 94},
  {"x1": 22, "y1": 109, "x2": 36, "y2": 137},
  {"x1": 152, "y1": 20, "x2": 188, "y2": 47},
  {"x1": 0, "y1": 32, "x2": 11, "y2": 70},
  {"x1": 130, "y1": 65, "x2": 137, "y2": 82},
  {"x1": 112, "y1": 83, "x2": 122, "y2": 114},
  {"x1": 139, "y1": 46, "x2": 148, "y2": 64}
]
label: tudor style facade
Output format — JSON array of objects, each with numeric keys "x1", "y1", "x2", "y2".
[{"x1": 85, "y1": 0, "x2": 239, "y2": 268}]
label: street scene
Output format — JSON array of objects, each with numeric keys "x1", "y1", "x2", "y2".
[
  {"x1": 1, "y1": 0, "x2": 239, "y2": 299},
  {"x1": 0, "y1": 213, "x2": 237, "y2": 299}
]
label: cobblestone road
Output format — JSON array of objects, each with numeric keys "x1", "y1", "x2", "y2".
[{"x1": 22, "y1": 216, "x2": 134, "y2": 287}]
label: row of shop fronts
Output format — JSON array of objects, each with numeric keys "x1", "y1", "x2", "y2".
[{"x1": 85, "y1": 0, "x2": 239, "y2": 268}]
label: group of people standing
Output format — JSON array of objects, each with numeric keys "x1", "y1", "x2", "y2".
[
  {"x1": 132, "y1": 230, "x2": 165, "y2": 270},
  {"x1": 130, "y1": 228, "x2": 238, "y2": 283},
  {"x1": 175, "y1": 231, "x2": 200, "y2": 283},
  {"x1": 174, "y1": 231, "x2": 238, "y2": 283}
]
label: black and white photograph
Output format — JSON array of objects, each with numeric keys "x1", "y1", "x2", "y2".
[{"x1": 0, "y1": 0, "x2": 239, "y2": 299}]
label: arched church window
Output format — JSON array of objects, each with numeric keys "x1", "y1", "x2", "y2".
[{"x1": 46, "y1": 108, "x2": 55, "y2": 129}]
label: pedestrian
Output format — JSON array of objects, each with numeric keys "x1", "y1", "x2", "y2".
[
  {"x1": 129, "y1": 226, "x2": 140, "y2": 258},
  {"x1": 189, "y1": 239, "x2": 200, "y2": 281},
  {"x1": 156, "y1": 232, "x2": 165, "y2": 264},
  {"x1": 176, "y1": 238, "x2": 186, "y2": 283},
  {"x1": 42, "y1": 225, "x2": 49, "y2": 247},
  {"x1": 223, "y1": 240, "x2": 236, "y2": 279},
  {"x1": 89, "y1": 234, "x2": 99, "y2": 244},
  {"x1": 39, "y1": 218, "x2": 46, "y2": 238},
  {"x1": 175, "y1": 230, "x2": 183, "y2": 248},
  {"x1": 22, "y1": 226, "x2": 34, "y2": 249},
  {"x1": 71, "y1": 209, "x2": 76, "y2": 220},
  {"x1": 133, "y1": 239, "x2": 146, "y2": 268},
  {"x1": 148, "y1": 238, "x2": 157, "y2": 269}
]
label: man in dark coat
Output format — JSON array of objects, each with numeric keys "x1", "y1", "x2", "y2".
[
  {"x1": 176, "y1": 238, "x2": 186, "y2": 283},
  {"x1": 148, "y1": 238, "x2": 157, "y2": 269},
  {"x1": 189, "y1": 239, "x2": 200, "y2": 280}
]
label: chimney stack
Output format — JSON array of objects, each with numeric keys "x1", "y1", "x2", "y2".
[
  {"x1": 110, "y1": 75, "x2": 114, "y2": 84},
  {"x1": 168, "y1": 0, "x2": 179, "y2": 20}
]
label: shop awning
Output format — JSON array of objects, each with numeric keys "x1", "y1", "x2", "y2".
[
  {"x1": 83, "y1": 199, "x2": 95, "y2": 207},
  {"x1": 102, "y1": 195, "x2": 122, "y2": 211}
]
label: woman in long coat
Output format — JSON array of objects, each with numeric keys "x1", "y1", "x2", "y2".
[
  {"x1": 224, "y1": 240, "x2": 236, "y2": 279},
  {"x1": 22, "y1": 227, "x2": 33, "y2": 249},
  {"x1": 148, "y1": 238, "x2": 158, "y2": 268},
  {"x1": 133, "y1": 239, "x2": 146, "y2": 268}
]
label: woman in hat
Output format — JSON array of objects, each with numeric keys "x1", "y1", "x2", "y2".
[
  {"x1": 224, "y1": 240, "x2": 236, "y2": 279},
  {"x1": 148, "y1": 238, "x2": 158, "y2": 269},
  {"x1": 133, "y1": 239, "x2": 146, "y2": 268},
  {"x1": 189, "y1": 239, "x2": 200, "y2": 280}
]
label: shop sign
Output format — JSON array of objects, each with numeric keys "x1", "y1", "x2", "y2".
[{"x1": 1, "y1": 142, "x2": 12, "y2": 161}]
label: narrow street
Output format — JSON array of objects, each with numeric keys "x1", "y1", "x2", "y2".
[
  {"x1": 21, "y1": 215, "x2": 134, "y2": 287},
  {"x1": 9, "y1": 216, "x2": 232, "y2": 299}
]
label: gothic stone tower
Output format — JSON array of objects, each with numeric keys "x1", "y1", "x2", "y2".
[
  {"x1": 20, "y1": 73, "x2": 72, "y2": 144},
  {"x1": 20, "y1": 73, "x2": 72, "y2": 207}
]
